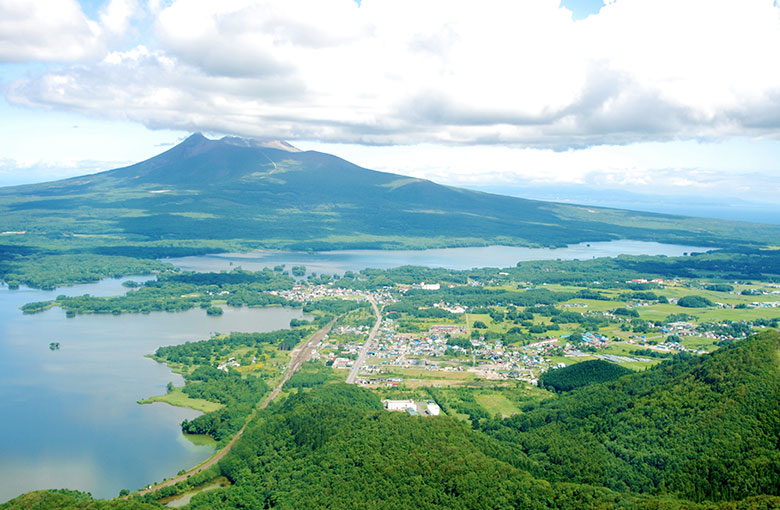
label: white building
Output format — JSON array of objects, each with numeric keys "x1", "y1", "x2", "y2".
[{"x1": 383, "y1": 399, "x2": 416, "y2": 412}]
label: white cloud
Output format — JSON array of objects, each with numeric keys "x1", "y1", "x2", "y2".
[
  {"x1": 294, "y1": 138, "x2": 780, "y2": 202},
  {"x1": 100, "y1": 0, "x2": 142, "y2": 38},
  {"x1": 4, "y1": 0, "x2": 780, "y2": 147},
  {"x1": 0, "y1": 0, "x2": 141, "y2": 63},
  {"x1": 0, "y1": 0, "x2": 103, "y2": 62}
]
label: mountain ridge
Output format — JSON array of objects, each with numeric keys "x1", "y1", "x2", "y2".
[{"x1": 0, "y1": 133, "x2": 779, "y2": 250}]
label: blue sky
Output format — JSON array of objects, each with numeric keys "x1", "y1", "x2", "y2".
[
  {"x1": 560, "y1": 0, "x2": 604, "y2": 19},
  {"x1": 0, "y1": 0, "x2": 779, "y2": 219}
]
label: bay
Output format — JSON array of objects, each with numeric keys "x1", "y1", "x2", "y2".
[{"x1": 0, "y1": 278, "x2": 309, "y2": 503}]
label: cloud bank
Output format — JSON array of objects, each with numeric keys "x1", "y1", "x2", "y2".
[{"x1": 3, "y1": 0, "x2": 780, "y2": 148}]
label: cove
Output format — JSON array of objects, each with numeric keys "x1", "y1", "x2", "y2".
[{"x1": 0, "y1": 278, "x2": 310, "y2": 503}]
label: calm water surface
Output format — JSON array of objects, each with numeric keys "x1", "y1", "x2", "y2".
[
  {"x1": 0, "y1": 278, "x2": 309, "y2": 502},
  {"x1": 165, "y1": 240, "x2": 714, "y2": 276}
]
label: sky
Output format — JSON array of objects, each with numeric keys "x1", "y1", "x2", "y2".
[{"x1": 0, "y1": 0, "x2": 779, "y2": 220}]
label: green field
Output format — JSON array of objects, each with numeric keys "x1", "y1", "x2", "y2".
[
  {"x1": 474, "y1": 392, "x2": 521, "y2": 417},
  {"x1": 138, "y1": 387, "x2": 224, "y2": 413}
]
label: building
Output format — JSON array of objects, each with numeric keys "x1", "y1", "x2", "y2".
[
  {"x1": 384, "y1": 399, "x2": 416, "y2": 412},
  {"x1": 426, "y1": 403, "x2": 441, "y2": 416}
]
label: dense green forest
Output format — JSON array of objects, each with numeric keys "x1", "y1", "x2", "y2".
[
  {"x1": 538, "y1": 359, "x2": 633, "y2": 392},
  {"x1": 486, "y1": 331, "x2": 780, "y2": 503}
]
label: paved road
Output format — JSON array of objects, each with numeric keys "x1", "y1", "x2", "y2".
[
  {"x1": 346, "y1": 297, "x2": 382, "y2": 384},
  {"x1": 136, "y1": 318, "x2": 337, "y2": 497}
]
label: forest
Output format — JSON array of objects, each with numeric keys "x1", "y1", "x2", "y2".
[
  {"x1": 178, "y1": 367, "x2": 269, "y2": 443},
  {"x1": 537, "y1": 359, "x2": 632, "y2": 392}
]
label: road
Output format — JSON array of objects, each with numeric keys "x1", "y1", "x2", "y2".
[
  {"x1": 136, "y1": 318, "x2": 337, "y2": 497},
  {"x1": 346, "y1": 297, "x2": 382, "y2": 384}
]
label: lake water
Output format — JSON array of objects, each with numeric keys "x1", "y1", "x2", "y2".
[
  {"x1": 0, "y1": 278, "x2": 309, "y2": 503},
  {"x1": 0, "y1": 240, "x2": 712, "y2": 502},
  {"x1": 164, "y1": 240, "x2": 714, "y2": 276}
]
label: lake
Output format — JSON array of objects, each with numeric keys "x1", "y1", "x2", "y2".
[
  {"x1": 164, "y1": 240, "x2": 714, "y2": 276},
  {"x1": 0, "y1": 278, "x2": 309, "y2": 503},
  {"x1": 0, "y1": 240, "x2": 713, "y2": 502}
]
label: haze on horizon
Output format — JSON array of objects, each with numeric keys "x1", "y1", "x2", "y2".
[{"x1": 1, "y1": 0, "x2": 779, "y2": 223}]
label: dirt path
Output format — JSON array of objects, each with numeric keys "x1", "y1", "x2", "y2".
[{"x1": 136, "y1": 319, "x2": 337, "y2": 497}]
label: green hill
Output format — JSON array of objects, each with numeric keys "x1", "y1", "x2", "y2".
[
  {"x1": 1, "y1": 134, "x2": 779, "y2": 253},
  {"x1": 489, "y1": 330, "x2": 780, "y2": 503},
  {"x1": 3, "y1": 332, "x2": 778, "y2": 509},
  {"x1": 539, "y1": 359, "x2": 632, "y2": 392}
]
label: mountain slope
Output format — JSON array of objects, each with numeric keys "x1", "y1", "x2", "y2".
[
  {"x1": 488, "y1": 330, "x2": 780, "y2": 503},
  {"x1": 1, "y1": 133, "x2": 779, "y2": 250}
]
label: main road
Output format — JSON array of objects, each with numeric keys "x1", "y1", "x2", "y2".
[
  {"x1": 136, "y1": 318, "x2": 337, "y2": 497},
  {"x1": 346, "y1": 297, "x2": 382, "y2": 385}
]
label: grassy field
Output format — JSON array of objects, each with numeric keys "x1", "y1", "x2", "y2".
[
  {"x1": 183, "y1": 433, "x2": 218, "y2": 448},
  {"x1": 377, "y1": 367, "x2": 480, "y2": 388},
  {"x1": 138, "y1": 387, "x2": 223, "y2": 413},
  {"x1": 474, "y1": 392, "x2": 521, "y2": 417}
]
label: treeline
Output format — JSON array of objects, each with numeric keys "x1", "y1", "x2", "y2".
[
  {"x1": 154, "y1": 329, "x2": 312, "y2": 366},
  {"x1": 303, "y1": 298, "x2": 370, "y2": 325},
  {"x1": 512, "y1": 248, "x2": 780, "y2": 284},
  {"x1": 289, "y1": 248, "x2": 780, "y2": 293},
  {"x1": 1, "y1": 253, "x2": 171, "y2": 290},
  {"x1": 399, "y1": 287, "x2": 578, "y2": 310},
  {"x1": 22, "y1": 268, "x2": 296, "y2": 315},
  {"x1": 159, "y1": 268, "x2": 294, "y2": 289}
]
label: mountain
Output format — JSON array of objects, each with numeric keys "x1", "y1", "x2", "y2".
[{"x1": 1, "y1": 133, "x2": 779, "y2": 251}]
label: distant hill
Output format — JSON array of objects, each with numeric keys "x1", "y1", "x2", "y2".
[{"x1": 1, "y1": 133, "x2": 779, "y2": 251}]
